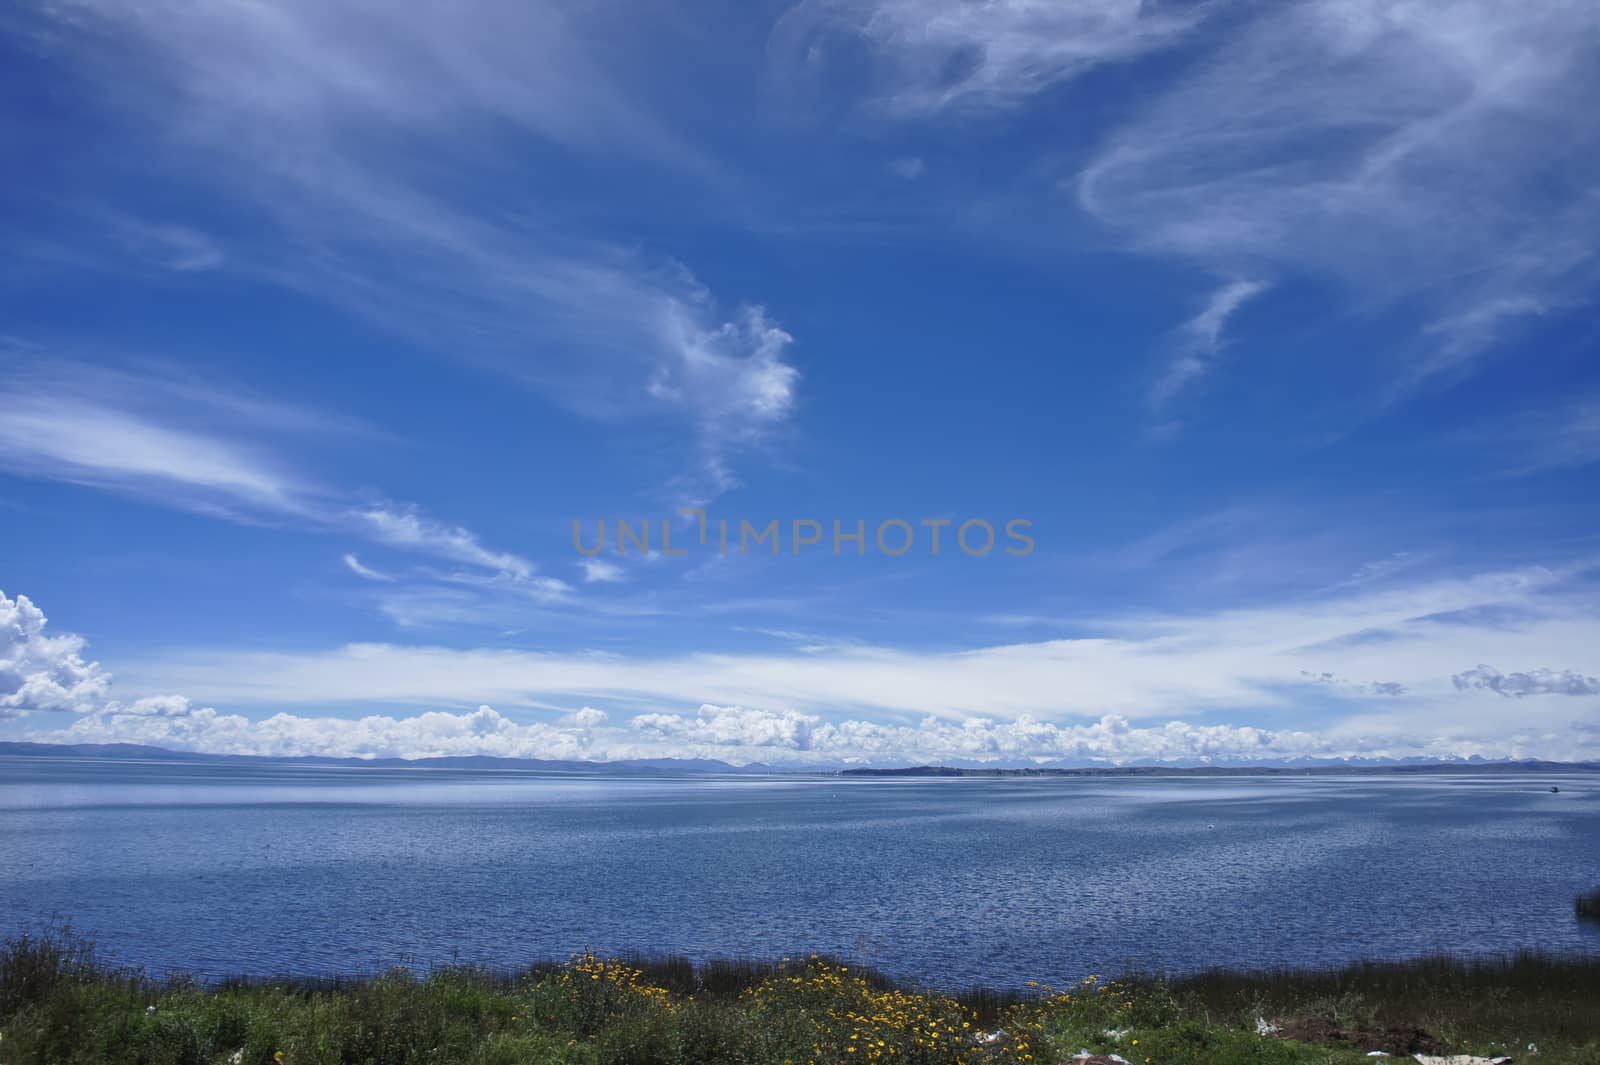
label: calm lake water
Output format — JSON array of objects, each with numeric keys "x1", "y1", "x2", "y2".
[{"x1": 2, "y1": 758, "x2": 1597, "y2": 988}]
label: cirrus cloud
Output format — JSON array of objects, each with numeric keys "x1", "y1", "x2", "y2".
[
  {"x1": 775, "y1": 0, "x2": 1209, "y2": 117},
  {"x1": 1077, "y1": 0, "x2": 1600, "y2": 381},
  {"x1": 28, "y1": 0, "x2": 800, "y2": 501}
]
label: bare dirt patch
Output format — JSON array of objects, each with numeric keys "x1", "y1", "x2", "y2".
[{"x1": 1278, "y1": 1016, "x2": 1449, "y2": 1055}]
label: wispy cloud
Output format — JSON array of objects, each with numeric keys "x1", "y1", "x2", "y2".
[
  {"x1": 1077, "y1": 0, "x2": 1600, "y2": 386},
  {"x1": 97, "y1": 212, "x2": 225, "y2": 273},
  {"x1": 771, "y1": 0, "x2": 1599, "y2": 409},
  {"x1": 341, "y1": 554, "x2": 394, "y2": 583},
  {"x1": 30, "y1": 0, "x2": 799, "y2": 500},
  {"x1": 579, "y1": 559, "x2": 625, "y2": 584},
  {"x1": 356, "y1": 507, "x2": 535, "y2": 580},
  {"x1": 775, "y1": 0, "x2": 1208, "y2": 117},
  {"x1": 0, "y1": 377, "x2": 313, "y2": 519},
  {"x1": 889, "y1": 157, "x2": 925, "y2": 180},
  {"x1": 1151, "y1": 279, "x2": 1270, "y2": 407},
  {"x1": 110, "y1": 561, "x2": 1600, "y2": 740},
  {"x1": 0, "y1": 360, "x2": 555, "y2": 590},
  {"x1": 1487, "y1": 394, "x2": 1600, "y2": 476}
]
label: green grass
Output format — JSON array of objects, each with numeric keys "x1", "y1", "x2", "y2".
[{"x1": 1, "y1": 927, "x2": 1597, "y2": 1065}]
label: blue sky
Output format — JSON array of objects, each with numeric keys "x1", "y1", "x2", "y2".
[{"x1": 3, "y1": 0, "x2": 1599, "y2": 765}]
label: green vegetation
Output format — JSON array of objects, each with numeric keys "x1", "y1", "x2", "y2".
[{"x1": 2, "y1": 927, "x2": 1597, "y2": 1065}]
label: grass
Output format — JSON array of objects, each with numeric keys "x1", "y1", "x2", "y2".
[{"x1": 1, "y1": 927, "x2": 1597, "y2": 1065}]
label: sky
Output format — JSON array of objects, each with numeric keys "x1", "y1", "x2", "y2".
[{"x1": 2, "y1": 0, "x2": 1599, "y2": 767}]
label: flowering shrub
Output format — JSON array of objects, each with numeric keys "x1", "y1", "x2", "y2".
[
  {"x1": 527, "y1": 953, "x2": 678, "y2": 1036},
  {"x1": 3, "y1": 931, "x2": 1598, "y2": 1065},
  {"x1": 741, "y1": 959, "x2": 979, "y2": 1065}
]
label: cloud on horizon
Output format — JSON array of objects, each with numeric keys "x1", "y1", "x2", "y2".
[{"x1": 7, "y1": 567, "x2": 1598, "y2": 764}]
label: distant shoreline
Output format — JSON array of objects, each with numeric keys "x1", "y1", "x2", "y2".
[
  {"x1": 837, "y1": 762, "x2": 1600, "y2": 777},
  {"x1": 2, "y1": 740, "x2": 1597, "y2": 776}
]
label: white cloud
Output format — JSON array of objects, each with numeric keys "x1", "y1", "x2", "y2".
[
  {"x1": 567, "y1": 707, "x2": 609, "y2": 729},
  {"x1": 27, "y1": 699, "x2": 1600, "y2": 766},
  {"x1": 1078, "y1": 0, "x2": 1600, "y2": 381},
  {"x1": 652, "y1": 306, "x2": 799, "y2": 439},
  {"x1": 1185, "y1": 280, "x2": 1272, "y2": 353},
  {"x1": 0, "y1": 361, "x2": 556, "y2": 590},
  {"x1": 45, "y1": 704, "x2": 601, "y2": 762},
  {"x1": 1452, "y1": 664, "x2": 1600, "y2": 698},
  {"x1": 651, "y1": 304, "x2": 799, "y2": 503},
  {"x1": 356, "y1": 506, "x2": 535, "y2": 579},
  {"x1": 33, "y1": 0, "x2": 799, "y2": 500},
  {"x1": 0, "y1": 391, "x2": 309, "y2": 517},
  {"x1": 9, "y1": 580, "x2": 1600, "y2": 763},
  {"x1": 1151, "y1": 279, "x2": 1270, "y2": 406},
  {"x1": 579, "y1": 559, "x2": 625, "y2": 584},
  {"x1": 633, "y1": 703, "x2": 819, "y2": 749},
  {"x1": 1, "y1": 590, "x2": 111, "y2": 714},
  {"x1": 342, "y1": 554, "x2": 394, "y2": 582},
  {"x1": 100, "y1": 694, "x2": 202, "y2": 717},
  {"x1": 102, "y1": 560, "x2": 1600, "y2": 750},
  {"x1": 777, "y1": 0, "x2": 1208, "y2": 116}
]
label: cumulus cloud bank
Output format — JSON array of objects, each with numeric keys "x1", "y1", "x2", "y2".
[
  {"x1": 7, "y1": 583, "x2": 1600, "y2": 765},
  {"x1": 29, "y1": 698, "x2": 1594, "y2": 767},
  {"x1": 633, "y1": 703, "x2": 820, "y2": 750}
]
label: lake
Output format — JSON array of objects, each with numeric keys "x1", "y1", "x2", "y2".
[{"x1": 2, "y1": 758, "x2": 1597, "y2": 988}]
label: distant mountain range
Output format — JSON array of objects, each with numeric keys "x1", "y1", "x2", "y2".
[
  {"x1": 1, "y1": 740, "x2": 1596, "y2": 775},
  {"x1": 0, "y1": 741, "x2": 778, "y2": 775}
]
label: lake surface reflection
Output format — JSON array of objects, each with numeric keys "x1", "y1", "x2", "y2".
[{"x1": 3, "y1": 758, "x2": 1596, "y2": 987}]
